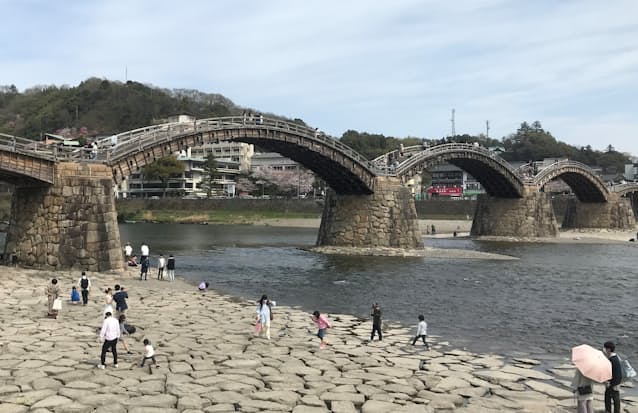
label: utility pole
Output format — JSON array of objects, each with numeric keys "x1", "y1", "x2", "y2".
[
  {"x1": 486, "y1": 120, "x2": 490, "y2": 138},
  {"x1": 450, "y1": 109, "x2": 456, "y2": 137}
]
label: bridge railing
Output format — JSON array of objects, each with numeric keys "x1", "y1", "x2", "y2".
[
  {"x1": 0, "y1": 133, "x2": 60, "y2": 161},
  {"x1": 104, "y1": 116, "x2": 380, "y2": 174}
]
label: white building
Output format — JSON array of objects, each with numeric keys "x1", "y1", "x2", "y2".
[{"x1": 119, "y1": 141, "x2": 254, "y2": 198}]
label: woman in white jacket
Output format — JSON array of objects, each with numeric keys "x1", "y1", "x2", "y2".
[
  {"x1": 571, "y1": 369, "x2": 595, "y2": 413},
  {"x1": 255, "y1": 294, "x2": 272, "y2": 340}
]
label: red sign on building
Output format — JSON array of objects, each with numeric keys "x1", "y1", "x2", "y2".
[{"x1": 427, "y1": 186, "x2": 463, "y2": 197}]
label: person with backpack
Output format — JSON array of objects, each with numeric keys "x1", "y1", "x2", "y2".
[
  {"x1": 603, "y1": 341, "x2": 622, "y2": 413},
  {"x1": 78, "y1": 272, "x2": 91, "y2": 305}
]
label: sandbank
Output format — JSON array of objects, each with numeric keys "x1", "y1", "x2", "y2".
[
  {"x1": 253, "y1": 217, "x2": 638, "y2": 245},
  {"x1": 1, "y1": 267, "x2": 636, "y2": 412}
]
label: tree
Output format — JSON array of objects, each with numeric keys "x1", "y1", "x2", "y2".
[
  {"x1": 200, "y1": 153, "x2": 218, "y2": 198},
  {"x1": 142, "y1": 156, "x2": 184, "y2": 198}
]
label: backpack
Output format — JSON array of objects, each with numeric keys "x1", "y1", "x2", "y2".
[
  {"x1": 80, "y1": 278, "x2": 89, "y2": 289},
  {"x1": 621, "y1": 358, "x2": 637, "y2": 382}
]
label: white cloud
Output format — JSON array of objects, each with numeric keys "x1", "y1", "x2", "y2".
[{"x1": 1, "y1": 0, "x2": 637, "y2": 155}]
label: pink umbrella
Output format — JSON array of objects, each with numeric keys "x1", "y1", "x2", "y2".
[{"x1": 572, "y1": 344, "x2": 612, "y2": 383}]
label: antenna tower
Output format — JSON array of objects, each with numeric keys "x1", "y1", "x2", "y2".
[{"x1": 450, "y1": 109, "x2": 456, "y2": 136}]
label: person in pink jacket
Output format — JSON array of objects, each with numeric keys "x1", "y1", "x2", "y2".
[{"x1": 311, "y1": 310, "x2": 332, "y2": 349}]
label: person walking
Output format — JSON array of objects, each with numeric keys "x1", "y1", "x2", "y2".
[
  {"x1": 103, "y1": 288, "x2": 114, "y2": 317},
  {"x1": 97, "y1": 312, "x2": 120, "y2": 369},
  {"x1": 140, "y1": 259, "x2": 149, "y2": 281},
  {"x1": 78, "y1": 271, "x2": 91, "y2": 306},
  {"x1": 140, "y1": 339, "x2": 159, "y2": 368},
  {"x1": 411, "y1": 314, "x2": 430, "y2": 349},
  {"x1": 571, "y1": 368, "x2": 595, "y2": 413},
  {"x1": 166, "y1": 254, "x2": 175, "y2": 282},
  {"x1": 157, "y1": 254, "x2": 166, "y2": 280},
  {"x1": 112, "y1": 285, "x2": 128, "y2": 316},
  {"x1": 603, "y1": 341, "x2": 622, "y2": 413},
  {"x1": 118, "y1": 315, "x2": 133, "y2": 354},
  {"x1": 255, "y1": 295, "x2": 272, "y2": 340},
  {"x1": 311, "y1": 311, "x2": 331, "y2": 349},
  {"x1": 370, "y1": 303, "x2": 382, "y2": 341},
  {"x1": 45, "y1": 279, "x2": 61, "y2": 318}
]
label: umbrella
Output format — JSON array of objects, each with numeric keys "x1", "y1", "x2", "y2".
[{"x1": 572, "y1": 344, "x2": 612, "y2": 383}]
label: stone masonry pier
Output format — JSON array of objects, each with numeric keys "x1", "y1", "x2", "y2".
[
  {"x1": 317, "y1": 177, "x2": 421, "y2": 248},
  {"x1": 471, "y1": 187, "x2": 559, "y2": 237},
  {"x1": 562, "y1": 193, "x2": 636, "y2": 229},
  {"x1": 4, "y1": 162, "x2": 123, "y2": 271}
]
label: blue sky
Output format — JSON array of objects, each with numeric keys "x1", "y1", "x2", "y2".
[{"x1": 1, "y1": 0, "x2": 637, "y2": 156}]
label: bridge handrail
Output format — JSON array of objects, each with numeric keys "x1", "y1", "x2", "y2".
[
  {"x1": 533, "y1": 159, "x2": 603, "y2": 183},
  {"x1": 611, "y1": 182, "x2": 638, "y2": 194},
  {"x1": 105, "y1": 116, "x2": 380, "y2": 174},
  {"x1": 0, "y1": 133, "x2": 59, "y2": 161}
]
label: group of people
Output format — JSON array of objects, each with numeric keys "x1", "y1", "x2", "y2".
[
  {"x1": 571, "y1": 341, "x2": 624, "y2": 413},
  {"x1": 44, "y1": 271, "x2": 159, "y2": 371},
  {"x1": 124, "y1": 242, "x2": 176, "y2": 282}
]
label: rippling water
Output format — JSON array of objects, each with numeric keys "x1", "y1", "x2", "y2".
[{"x1": 121, "y1": 223, "x2": 637, "y2": 362}]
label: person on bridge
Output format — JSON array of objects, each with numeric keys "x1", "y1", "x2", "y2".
[{"x1": 370, "y1": 303, "x2": 382, "y2": 341}]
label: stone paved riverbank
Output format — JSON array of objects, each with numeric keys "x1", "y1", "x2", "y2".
[{"x1": 0, "y1": 268, "x2": 636, "y2": 412}]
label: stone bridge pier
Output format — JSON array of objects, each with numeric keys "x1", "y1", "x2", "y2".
[
  {"x1": 317, "y1": 177, "x2": 421, "y2": 248},
  {"x1": 4, "y1": 163, "x2": 123, "y2": 271},
  {"x1": 471, "y1": 186, "x2": 559, "y2": 237},
  {"x1": 562, "y1": 193, "x2": 636, "y2": 229}
]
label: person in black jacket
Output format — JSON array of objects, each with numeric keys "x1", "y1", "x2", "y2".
[
  {"x1": 370, "y1": 303, "x2": 382, "y2": 341},
  {"x1": 603, "y1": 341, "x2": 622, "y2": 413}
]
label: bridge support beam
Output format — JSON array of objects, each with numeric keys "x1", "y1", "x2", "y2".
[
  {"x1": 4, "y1": 163, "x2": 123, "y2": 271},
  {"x1": 562, "y1": 194, "x2": 636, "y2": 229},
  {"x1": 471, "y1": 188, "x2": 559, "y2": 237},
  {"x1": 317, "y1": 177, "x2": 421, "y2": 248}
]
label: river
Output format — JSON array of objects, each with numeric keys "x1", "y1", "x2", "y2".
[{"x1": 118, "y1": 223, "x2": 638, "y2": 365}]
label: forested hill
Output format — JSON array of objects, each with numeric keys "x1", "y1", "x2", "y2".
[
  {"x1": 0, "y1": 79, "x2": 631, "y2": 173},
  {"x1": 0, "y1": 78, "x2": 239, "y2": 140},
  {"x1": 341, "y1": 122, "x2": 631, "y2": 174}
]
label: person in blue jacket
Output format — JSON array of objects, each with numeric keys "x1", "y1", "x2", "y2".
[{"x1": 70, "y1": 286, "x2": 81, "y2": 304}]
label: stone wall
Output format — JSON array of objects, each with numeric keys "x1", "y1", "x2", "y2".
[
  {"x1": 4, "y1": 163, "x2": 123, "y2": 271},
  {"x1": 316, "y1": 177, "x2": 421, "y2": 248},
  {"x1": 471, "y1": 187, "x2": 559, "y2": 237},
  {"x1": 562, "y1": 193, "x2": 636, "y2": 229}
]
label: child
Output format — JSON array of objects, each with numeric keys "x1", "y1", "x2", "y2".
[
  {"x1": 118, "y1": 315, "x2": 133, "y2": 354},
  {"x1": 140, "y1": 339, "x2": 159, "y2": 368},
  {"x1": 311, "y1": 310, "x2": 331, "y2": 349},
  {"x1": 70, "y1": 286, "x2": 81, "y2": 304},
  {"x1": 412, "y1": 314, "x2": 429, "y2": 349},
  {"x1": 198, "y1": 281, "x2": 209, "y2": 291}
]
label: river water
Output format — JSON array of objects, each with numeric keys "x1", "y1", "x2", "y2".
[{"x1": 119, "y1": 223, "x2": 638, "y2": 364}]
